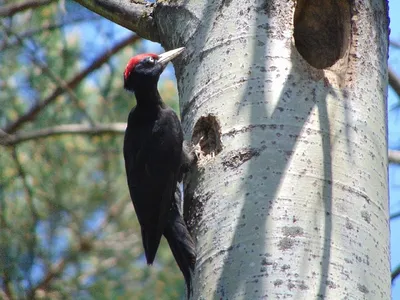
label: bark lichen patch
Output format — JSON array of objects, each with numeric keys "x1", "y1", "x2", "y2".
[
  {"x1": 345, "y1": 217, "x2": 353, "y2": 230},
  {"x1": 326, "y1": 280, "x2": 337, "y2": 289},
  {"x1": 278, "y1": 237, "x2": 295, "y2": 250},
  {"x1": 360, "y1": 210, "x2": 371, "y2": 224},
  {"x1": 357, "y1": 284, "x2": 369, "y2": 294},
  {"x1": 298, "y1": 281, "x2": 309, "y2": 290},
  {"x1": 274, "y1": 279, "x2": 283, "y2": 286},
  {"x1": 282, "y1": 226, "x2": 304, "y2": 237},
  {"x1": 281, "y1": 264, "x2": 290, "y2": 271},
  {"x1": 261, "y1": 257, "x2": 274, "y2": 266},
  {"x1": 192, "y1": 114, "x2": 222, "y2": 157},
  {"x1": 287, "y1": 281, "x2": 296, "y2": 290},
  {"x1": 293, "y1": 0, "x2": 351, "y2": 69},
  {"x1": 222, "y1": 147, "x2": 263, "y2": 170}
]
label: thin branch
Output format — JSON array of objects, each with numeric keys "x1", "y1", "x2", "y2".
[
  {"x1": 389, "y1": 67, "x2": 400, "y2": 100},
  {"x1": 391, "y1": 211, "x2": 400, "y2": 221},
  {"x1": 27, "y1": 255, "x2": 70, "y2": 299},
  {"x1": 0, "y1": 0, "x2": 55, "y2": 18},
  {"x1": 1, "y1": 123, "x2": 126, "y2": 146},
  {"x1": 3, "y1": 34, "x2": 139, "y2": 134},
  {"x1": 393, "y1": 264, "x2": 400, "y2": 282},
  {"x1": 73, "y1": 0, "x2": 159, "y2": 42},
  {"x1": 389, "y1": 149, "x2": 400, "y2": 164},
  {"x1": 390, "y1": 40, "x2": 400, "y2": 49}
]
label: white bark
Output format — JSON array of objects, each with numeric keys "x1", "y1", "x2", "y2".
[{"x1": 155, "y1": 0, "x2": 390, "y2": 299}]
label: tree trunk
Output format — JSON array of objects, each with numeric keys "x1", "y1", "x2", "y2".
[
  {"x1": 156, "y1": 0, "x2": 390, "y2": 299},
  {"x1": 75, "y1": 0, "x2": 391, "y2": 298}
]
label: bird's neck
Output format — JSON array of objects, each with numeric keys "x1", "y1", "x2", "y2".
[{"x1": 134, "y1": 86, "x2": 163, "y2": 108}]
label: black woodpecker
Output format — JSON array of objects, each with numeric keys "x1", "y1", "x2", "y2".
[{"x1": 123, "y1": 48, "x2": 196, "y2": 295}]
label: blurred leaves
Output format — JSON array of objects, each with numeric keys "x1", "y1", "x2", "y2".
[{"x1": 0, "y1": 0, "x2": 183, "y2": 299}]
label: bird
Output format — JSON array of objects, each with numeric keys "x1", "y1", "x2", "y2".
[
  {"x1": 164, "y1": 185, "x2": 196, "y2": 294},
  {"x1": 123, "y1": 47, "x2": 196, "y2": 295}
]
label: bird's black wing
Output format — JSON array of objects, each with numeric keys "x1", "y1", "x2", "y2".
[
  {"x1": 141, "y1": 171, "x2": 176, "y2": 264},
  {"x1": 124, "y1": 106, "x2": 183, "y2": 265}
]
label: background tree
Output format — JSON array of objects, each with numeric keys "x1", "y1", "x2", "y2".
[
  {"x1": 0, "y1": 0, "x2": 184, "y2": 298},
  {"x1": 0, "y1": 0, "x2": 400, "y2": 299}
]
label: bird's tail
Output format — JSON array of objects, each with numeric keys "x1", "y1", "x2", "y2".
[
  {"x1": 142, "y1": 227, "x2": 163, "y2": 265},
  {"x1": 164, "y1": 188, "x2": 196, "y2": 297}
]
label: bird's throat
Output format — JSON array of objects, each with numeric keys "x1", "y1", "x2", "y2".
[{"x1": 134, "y1": 87, "x2": 163, "y2": 108}]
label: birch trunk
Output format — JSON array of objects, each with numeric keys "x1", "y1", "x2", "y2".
[{"x1": 155, "y1": 0, "x2": 390, "y2": 299}]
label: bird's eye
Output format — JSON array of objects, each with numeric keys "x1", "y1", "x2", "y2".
[{"x1": 147, "y1": 57, "x2": 156, "y2": 64}]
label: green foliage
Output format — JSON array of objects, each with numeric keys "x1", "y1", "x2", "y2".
[{"x1": 0, "y1": 1, "x2": 183, "y2": 299}]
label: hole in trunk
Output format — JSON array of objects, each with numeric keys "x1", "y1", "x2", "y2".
[
  {"x1": 192, "y1": 114, "x2": 222, "y2": 156},
  {"x1": 294, "y1": 0, "x2": 351, "y2": 69}
]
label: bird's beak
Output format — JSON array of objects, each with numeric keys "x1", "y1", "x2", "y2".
[{"x1": 157, "y1": 47, "x2": 185, "y2": 68}]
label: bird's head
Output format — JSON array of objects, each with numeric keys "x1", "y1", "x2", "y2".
[{"x1": 124, "y1": 47, "x2": 185, "y2": 92}]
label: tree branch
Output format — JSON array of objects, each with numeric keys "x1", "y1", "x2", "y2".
[
  {"x1": 391, "y1": 211, "x2": 400, "y2": 221},
  {"x1": 73, "y1": 0, "x2": 160, "y2": 42},
  {"x1": 389, "y1": 67, "x2": 400, "y2": 100},
  {"x1": 0, "y1": 0, "x2": 55, "y2": 18},
  {"x1": 27, "y1": 254, "x2": 71, "y2": 298},
  {"x1": 389, "y1": 149, "x2": 400, "y2": 164},
  {"x1": 1, "y1": 123, "x2": 126, "y2": 146},
  {"x1": 3, "y1": 34, "x2": 139, "y2": 134},
  {"x1": 393, "y1": 264, "x2": 400, "y2": 283},
  {"x1": 390, "y1": 40, "x2": 400, "y2": 49}
]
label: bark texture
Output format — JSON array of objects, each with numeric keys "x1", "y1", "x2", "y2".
[{"x1": 155, "y1": 0, "x2": 390, "y2": 299}]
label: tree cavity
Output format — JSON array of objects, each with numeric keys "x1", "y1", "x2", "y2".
[
  {"x1": 294, "y1": 0, "x2": 351, "y2": 69},
  {"x1": 192, "y1": 114, "x2": 222, "y2": 157}
]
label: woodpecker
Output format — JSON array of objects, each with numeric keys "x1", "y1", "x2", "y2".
[
  {"x1": 165, "y1": 185, "x2": 196, "y2": 294},
  {"x1": 123, "y1": 47, "x2": 196, "y2": 294}
]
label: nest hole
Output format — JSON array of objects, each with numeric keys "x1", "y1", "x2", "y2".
[
  {"x1": 294, "y1": 0, "x2": 351, "y2": 69},
  {"x1": 192, "y1": 114, "x2": 222, "y2": 156}
]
